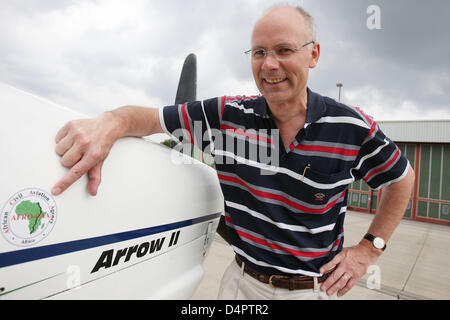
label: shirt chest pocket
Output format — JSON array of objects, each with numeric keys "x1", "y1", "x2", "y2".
[
  {"x1": 300, "y1": 163, "x2": 353, "y2": 190},
  {"x1": 296, "y1": 165, "x2": 352, "y2": 210}
]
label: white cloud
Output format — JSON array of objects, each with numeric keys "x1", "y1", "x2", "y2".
[
  {"x1": 343, "y1": 85, "x2": 429, "y2": 121},
  {"x1": 0, "y1": 0, "x2": 449, "y2": 121}
]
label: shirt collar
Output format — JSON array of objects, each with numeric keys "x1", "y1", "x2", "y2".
[
  {"x1": 305, "y1": 87, "x2": 326, "y2": 124},
  {"x1": 258, "y1": 87, "x2": 327, "y2": 123}
]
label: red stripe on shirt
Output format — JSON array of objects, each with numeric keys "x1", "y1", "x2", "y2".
[
  {"x1": 226, "y1": 95, "x2": 260, "y2": 102},
  {"x1": 220, "y1": 124, "x2": 273, "y2": 144},
  {"x1": 221, "y1": 96, "x2": 226, "y2": 118},
  {"x1": 226, "y1": 214, "x2": 340, "y2": 258},
  {"x1": 181, "y1": 103, "x2": 194, "y2": 144},
  {"x1": 294, "y1": 144, "x2": 359, "y2": 156},
  {"x1": 355, "y1": 106, "x2": 378, "y2": 138},
  {"x1": 237, "y1": 229, "x2": 337, "y2": 257},
  {"x1": 365, "y1": 148, "x2": 400, "y2": 181},
  {"x1": 355, "y1": 107, "x2": 373, "y2": 125},
  {"x1": 219, "y1": 174, "x2": 346, "y2": 214},
  {"x1": 367, "y1": 120, "x2": 377, "y2": 139}
]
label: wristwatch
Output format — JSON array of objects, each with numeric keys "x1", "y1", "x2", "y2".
[{"x1": 363, "y1": 233, "x2": 386, "y2": 251}]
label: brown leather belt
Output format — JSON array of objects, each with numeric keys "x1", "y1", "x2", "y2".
[{"x1": 235, "y1": 255, "x2": 329, "y2": 291}]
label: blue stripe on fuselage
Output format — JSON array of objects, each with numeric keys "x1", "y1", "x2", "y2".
[{"x1": 0, "y1": 212, "x2": 221, "y2": 268}]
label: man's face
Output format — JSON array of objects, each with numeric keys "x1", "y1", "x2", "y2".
[{"x1": 250, "y1": 8, "x2": 320, "y2": 106}]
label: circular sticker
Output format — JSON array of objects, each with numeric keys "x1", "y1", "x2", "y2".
[{"x1": 1, "y1": 188, "x2": 57, "y2": 247}]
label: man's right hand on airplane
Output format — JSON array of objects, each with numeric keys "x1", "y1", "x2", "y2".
[
  {"x1": 52, "y1": 112, "x2": 121, "y2": 196},
  {"x1": 52, "y1": 107, "x2": 162, "y2": 196}
]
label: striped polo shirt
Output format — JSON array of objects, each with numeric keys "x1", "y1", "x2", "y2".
[{"x1": 159, "y1": 88, "x2": 409, "y2": 277}]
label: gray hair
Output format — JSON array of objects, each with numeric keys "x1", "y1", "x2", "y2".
[
  {"x1": 295, "y1": 5, "x2": 317, "y2": 42},
  {"x1": 266, "y1": 4, "x2": 317, "y2": 43}
]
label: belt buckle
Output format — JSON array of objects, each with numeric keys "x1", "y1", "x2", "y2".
[{"x1": 268, "y1": 275, "x2": 289, "y2": 288}]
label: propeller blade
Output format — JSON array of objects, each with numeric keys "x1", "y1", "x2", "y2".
[{"x1": 175, "y1": 53, "x2": 197, "y2": 105}]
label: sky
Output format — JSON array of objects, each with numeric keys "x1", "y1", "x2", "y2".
[{"x1": 1, "y1": 0, "x2": 449, "y2": 122}]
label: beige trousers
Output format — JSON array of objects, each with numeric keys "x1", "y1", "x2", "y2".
[{"x1": 217, "y1": 259, "x2": 336, "y2": 300}]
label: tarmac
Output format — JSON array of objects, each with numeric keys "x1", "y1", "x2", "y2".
[{"x1": 191, "y1": 210, "x2": 450, "y2": 300}]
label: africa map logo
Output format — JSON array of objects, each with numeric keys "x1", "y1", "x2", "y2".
[{"x1": 1, "y1": 188, "x2": 57, "y2": 247}]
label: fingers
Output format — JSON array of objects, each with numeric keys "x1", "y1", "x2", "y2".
[
  {"x1": 320, "y1": 266, "x2": 346, "y2": 294},
  {"x1": 55, "y1": 136, "x2": 73, "y2": 156},
  {"x1": 320, "y1": 267, "x2": 355, "y2": 297},
  {"x1": 55, "y1": 122, "x2": 70, "y2": 143},
  {"x1": 319, "y1": 251, "x2": 343, "y2": 275},
  {"x1": 55, "y1": 121, "x2": 82, "y2": 167},
  {"x1": 53, "y1": 118, "x2": 106, "y2": 196},
  {"x1": 60, "y1": 145, "x2": 83, "y2": 168},
  {"x1": 57, "y1": 131, "x2": 92, "y2": 168},
  {"x1": 337, "y1": 276, "x2": 358, "y2": 297},
  {"x1": 319, "y1": 245, "x2": 375, "y2": 297},
  {"x1": 87, "y1": 161, "x2": 103, "y2": 196},
  {"x1": 52, "y1": 154, "x2": 98, "y2": 196},
  {"x1": 319, "y1": 249, "x2": 354, "y2": 296},
  {"x1": 330, "y1": 271, "x2": 351, "y2": 296}
]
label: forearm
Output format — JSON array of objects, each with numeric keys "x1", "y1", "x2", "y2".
[
  {"x1": 319, "y1": 165, "x2": 415, "y2": 296},
  {"x1": 359, "y1": 165, "x2": 415, "y2": 251},
  {"x1": 106, "y1": 106, "x2": 163, "y2": 140}
]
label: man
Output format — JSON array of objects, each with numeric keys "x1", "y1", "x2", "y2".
[{"x1": 52, "y1": 5, "x2": 414, "y2": 299}]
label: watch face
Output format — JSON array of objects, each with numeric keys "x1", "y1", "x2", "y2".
[{"x1": 373, "y1": 237, "x2": 385, "y2": 249}]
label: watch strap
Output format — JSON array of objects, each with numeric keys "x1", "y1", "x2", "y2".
[{"x1": 364, "y1": 233, "x2": 386, "y2": 251}]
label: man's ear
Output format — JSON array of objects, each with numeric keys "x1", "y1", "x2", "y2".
[{"x1": 309, "y1": 42, "x2": 320, "y2": 69}]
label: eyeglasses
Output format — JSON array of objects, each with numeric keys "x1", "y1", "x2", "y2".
[{"x1": 244, "y1": 41, "x2": 315, "y2": 60}]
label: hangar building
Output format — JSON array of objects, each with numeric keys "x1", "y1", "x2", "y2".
[{"x1": 348, "y1": 120, "x2": 450, "y2": 226}]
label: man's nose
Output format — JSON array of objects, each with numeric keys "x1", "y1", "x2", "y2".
[{"x1": 261, "y1": 51, "x2": 280, "y2": 70}]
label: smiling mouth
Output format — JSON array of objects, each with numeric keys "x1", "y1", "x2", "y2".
[{"x1": 264, "y1": 78, "x2": 287, "y2": 84}]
